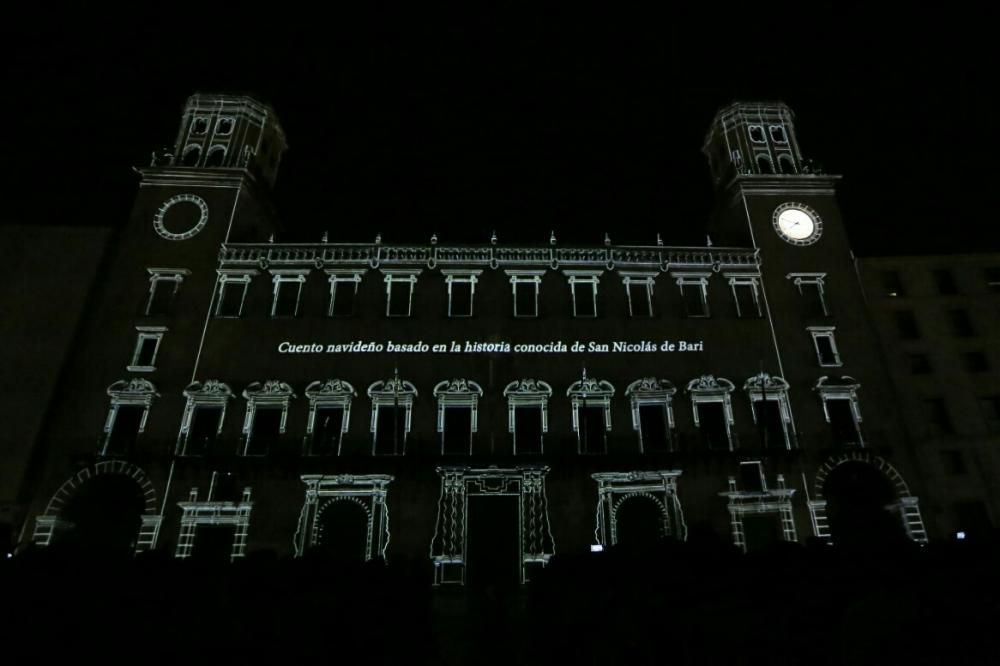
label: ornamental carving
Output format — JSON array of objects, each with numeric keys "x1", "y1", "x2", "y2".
[
  {"x1": 686, "y1": 375, "x2": 735, "y2": 394},
  {"x1": 304, "y1": 379, "x2": 356, "y2": 399},
  {"x1": 433, "y1": 379, "x2": 484, "y2": 396},
  {"x1": 567, "y1": 371, "x2": 615, "y2": 398},
  {"x1": 243, "y1": 380, "x2": 295, "y2": 400},
  {"x1": 503, "y1": 379, "x2": 554, "y2": 397},
  {"x1": 625, "y1": 377, "x2": 677, "y2": 396},
  {"x1": 742, "y1": 372, "x2": 790, "y2": 392},
  {"x1": 183, "y1": 380, "x2": 233, "y2": 398},
  {"x1": 367, "y1": 377, "x2": 418, "y2": 397},
  {"x1": 107, "y1": 378, "x2": 159, "y2": 397}
]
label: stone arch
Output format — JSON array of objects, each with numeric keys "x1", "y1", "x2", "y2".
[
  {"x1": 313, "y1": 497, "x2": 372, "y2": 559},
  {"x1": 814, "y1": 452, "x2": 911, "y2": 500},
  {"x1": 612, "y1": 492, "x2": 670, "y2": 546},
  {"x1": 44, "y1": 460, "x2": 158, "y2": 516}
]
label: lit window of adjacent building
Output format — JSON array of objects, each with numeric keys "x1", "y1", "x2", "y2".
[
  {"x1": 145, "y1": 268, "x2": 190, "y2": 316},
  {"x1": 434, "y1": 379, "x2": 484, "y2": 455},
  {"x1": 743, "y1": 373, "x2": 794, "y2": 450},
  {"x1": 367, "y1": 375, "x2": 417, "y2": 456},
  {"x1": 686, "y1": 375, "x2": 736, "y2": 451},
  {"x1": 925, "y1": 398, "x2": 955, "y2": 435},
  {"x1": 565, "y1": 271, "x2": 601, "y2": 318},
  {"x1": 894, "y1": 310, "x2": 920, "y2": 339},
  {"x1": 214, "y1": 270, "x2": 256, "y2": 318},
  {"x1": 727, "y1": 273, "x2": 762, "y2": 318},
  {"x1": 621, "y1": 272, "x2": 656, "y2": 318},
  {"x1": 240, "y1": 381, "x2": 295, "y2": 456},
  {"x1": 503, "y1": 379, "x2": 552, "y2": 455},
  {"x1": 382, "y1": 269, "x2": 421, "y2": 318},
  {"x1": 808, "y1": 327, "x2": 842, "y2": 367},
  {"x1": 674, "y1": 273, "x2": 710, "y2": 318},
  {"x1": 178, "y1": 380, "x2": 233, "y2": 456},
  {"x1": 443, "y1": 270, "x2": 482, "y2": 318},
  {"x1": 625, "y1": 378, "x2": 676, "y2": 453},
  {"x1": 932, "y1": 268, "x2": 958, "y2": 295},
  {"x1": 101, "y1": 379, "x2": 159, "y2": 456},
  {"x1": 962, "y1": 351, "x2": 990, "y2": 373},
  {"x1": 127, "y1": 326, "x2": 166, "y2": 372},
  {"x1": 880, "y1": 270, "x2": 906, "y2": 297},
  {"x1": 270, "y1": 270, "x2": 308, "y2": 318},
  {"x1": 908, "y1": 353, "x2": 932, "y2": 375},
  {"x1": 304, "y1": 379, "x2": 356, "y2": 456},
  {"x1": 567, "y1": 372, "x2": 614, "y2": 455},
  {"x1": 947, "y1": 309, "x2": 975, "y2": 337},
  {"x1": 506, "y1": 270, "x2": 544, "y2": 318},
  {"x1": 326, "y1": 270, "x2": 364, "y2": 317},
  {"x1": 814, "y1": 376, "x2": 864, "y2": 448},
  {"x1": 787, "y1": 272, "x2": 829, "y2": 317}
]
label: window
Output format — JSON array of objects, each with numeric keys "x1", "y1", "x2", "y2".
[
  {"x1": 178, "y1": 380, "x2": 233, "y2": 456},
  {"x1": 686, "y1": 375, "x2": 736, "y2": 451},
  {"x1": 182, "y1": 145, "x2": 201, "y2": 166},
  {"x1": 815, "y1": 376, "x2": 863, "y2": 448},
  {"x1": 941, "y1": 450, "x2": 966, "y2": 475},
  {"x1": 434, "y1": 379, "x2": 484, "y2": 455},
  {"x1": 894, "y1": 310, "x2": 920, "y2": 339},
  {"x1": 962, "y1": 351, "x2": 990, "y2": 373},
  {"x1": 216, "y1": 117, "x2": 234, "y2": 135},
  {"x1": 622, "y1": 273, "x2": 655, "y2": 318},
  {"x1": 908, "y1": 353, "x2": 932, "y2": 374},
  {"x1": 739, "y1": 461, "x2": 766, "y2": 493},
  {"x1": 507, "y1": 271, "x2": 543, "y2": 318},
  {"x1": 567, "y1": 372, "x2": 614, "y2": 455},
  {"x1": 727, "y1": 274, "x2": 762, "y2": 318},
  {"x1": 205, "y1": 146, "x2": 226, "y2": 167},
  {"x1": 808, "y1": 327, "x2": 842, "y2": 367},
  {"x1": 383, "y1": 269, "x2": 420, "y2": 317},
  {"x1": 769, "y1": 126, "x2": 788, "y2": 144},
  {"x1": 979, "y1": 396, "x2": 1000, "y2": 432},
  {"x1": 504, "y1": 379, "x2": 552, "y2": 455},
  {"x1": 102, "y1": 379, "x2": 158, "y2": 456},
  {"x1": 947, "y1": 309, "x2": 975, "y2": 337},
  {"x1": 215, "y1": 270, "x2": 256, "y2": 318},
  {"x1": 192, "y1": 117, "x2": 209, "y2": 134},
  {"x1": 626, "y1": 378, "x2": 676, "y2": 453},
  {"x1": 270, "y1": 270, "x2": 308, "y2": 318},
  {"x1": 787, "y1": 273, "x2": 829, "y2": 317},
  {"x1": 756, "y1": 155, "x2": 773, "y2": 174},
  {"x1": 778, "y1": 155, "x2": 795, "y2": 174},
  {"x1": 145, "y1": 268, "x2": 189, "y2": 316},
  {"x1": 368, "y1": 375, "x2": 417, "y2": 456},
  {"x1": 748, "y1": 125, "x2": 765, "y2": 143},
  {"x1": 304, "y1": 379, "x2": 356, "y2": 456},
  {"x1": 241, "y1": 381, "x2": 295, "y2": 456},
  {"x1": 674, "y1": 273, "x2": 710, "y2": 317},
  {"x1": 326, "y1": 271, "x2": 364, "y2": 317},
  {"x1": 984, "y1": 267, "x2": 1000, "y2": 294},
  {"x1": 933, "y1": 269, "x2": 958, "y2": 295},
  {"x1": 175, "y1": 486, "x2": 252, "y2": 561},
  {"x1": 127, "y1": 327, "x2": 166, "y2": 371},
  {"x1": 743, "y1": 373, "x2": 794, "y2": 450},
  {"x1": 925, "y1": 398, "x2": 954, "y2": 435},
  {"x1": 566, "y1": 271, "x2": 601, "y2": 318},
  {"x1": 880, "y1": 270, "x2": 906, "y2": 297},
  {"x1": 443, "y1": 271, "x2": 481, "y2": 318}
]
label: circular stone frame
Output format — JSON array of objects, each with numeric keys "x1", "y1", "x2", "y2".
[
  {"x1": 153, "y1": 194, "x2": 209, "y2": 241},
  {"x1": 772, "y1": 202, "x2": 823, "y2": 246}
]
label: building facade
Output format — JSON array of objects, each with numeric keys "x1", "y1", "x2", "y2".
[{"x1": 16, "y1": 95, "x2": 943, "y2": 581}]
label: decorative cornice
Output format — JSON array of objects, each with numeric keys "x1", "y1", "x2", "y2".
[
  {"x1": 433, "y1": 379, "x2": 484, "y2": 397},
  {"x1": 108, "y1": 378, "x2": 159, "y2": 397},
  {"x1": 183, "y1": 380, "x2": 234, "y2": 399},
  {"x1": 503, "y1": 379, "x2": 554, "y2": 397},
  {"x1": 625, "y1": 377, "x2": 677, "y2": 397},
  {"x1": 304, "y1": 379, "x2": 356, "y2": 399},
  {"x1": 686, "y1": 375, "x2": 735, "y2": 394},
  {"x1": 243, "y1": 380, "x2": 296, "y2": 400},
  {"x1": 567, "y1": 374, "x2": 615, "y2": 398},
  {"x1": 742, "y1": 372, "x2": 790, "y2": 392},
  {"x1": 367, "y1": 377, "x2": 418, "y2": 398}
]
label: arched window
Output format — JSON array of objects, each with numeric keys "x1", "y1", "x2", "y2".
[
  {"x1": 685, "y1": 375, "x2": 736, "y2": 451},
  {"x1": 756, "y1": 155, "x2": 773, "y2": 174},
  {"x1": 434, "y1": 379, "x2": 484, "y2": 455},
  {"x1": 181, "y1": 145, "x2": 201, "y2": 166},
  {"x1": 778, "y1": 154, "x2": 796, "y2": 174},
  {"x1": 205, "y1": 145, "x2": 226, "y2": 167},
  {"x1": 504, "y1": 379, "x2": 553, "y2": 455},
  {"x1": 304, "y1": 380, "x2": 356, "y2": 456},
  {"x1": 567, "y1": 371, "x2": 615, "y2": 455},
  {"x1": 743, "y1": 373, "x2": 794, "y2": 450},
  {"x1": 102, "y1": 379, "x2": 159, "y2": 456},
  {"x1": 368, "y1": 374, "x2": 418, "y2": 456},
  {"x1": 241, "y1": 381, "x2": 296, "y2": 456},
  {"x1": 178, "y1": 380, "x2": 233, "y2": 456},
  {"x1": 625, "y1": 378, "x2": 676, "y2": 453}
]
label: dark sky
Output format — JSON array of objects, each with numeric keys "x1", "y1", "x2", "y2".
[{"x1": 2, "y1": 10, "x2": 994, "y2": 254}]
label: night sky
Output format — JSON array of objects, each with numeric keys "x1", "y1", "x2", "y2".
[{"x1": 3, "y1": 10, "x2": 993, "y2": 254}]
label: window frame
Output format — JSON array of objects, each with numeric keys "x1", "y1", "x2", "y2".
[
  {"x1": 565, "y1": 270, "x2": 602, "y2": 318},
  {"x1": 786, "y1": 272, "x2": 829, "y2": 317},
  {"x1": 621, "y1": 272, "x2": 656, "y2": 318},
  {"x1": 625, "y1": 378, "x2": 677, "y2": 453},
  {"x1": 727, "y1": 272, "x2": 763, "y2": 318},
  {"x1": 503, "y1": 379, "x2": 553, "y2": 455},
  {"x1": 748, "y1": 125, "x2": 766, "y2": 143},
  {"x1": 304, "y1": 379, "x2": 356, "y2": 456},
  {"x1": 567, "y1": 372, "x2": 615, "y2": 455},
  {"x1": 506, "y1": 270, "x2": 544, "y2": 318},
  {"x1": 145, "y1": 268, "x2": 190, "y2": 316},
  {"x1": 382, "y1": 269, "x2": 421, "y2": 318},
  {"x1": 673, "y1": 272, "x2": 711, "y2": 318},
  {"x1": 769, "y1": 125, "x2": 789, "y2": 144},
  {"x1": 325, "y1": 269, "x2": 365, "y2": 317},
  {"x1": 178, "y1": 380, "x2": 233, "y2": 456},
  {"x1": 685, "y1": 375, "x2": 736, "y2": 451},
  {"x1": 433, "y1": 379, "x2": 484, "y2": 455},
  {"x1": 102, "y1": 379, "x2": 159, "y2": 456},
  {"x1": 442, "y1": 270, "x2": 482, "y2": 318},
  {"x1": 367, "y1": 375, "x2": 418, "y2": 456},
  {"x1": 743, "y1": 373, "x2": 795, "y2": 450},
  {"x1": 808, "y1": 326, "x2": 842, "y2": 367},
  {"x1": 214, "y1": 269, "x2": 257, "y2": 318},
  {"x1": 814, "y1": 376, "x2": 864, "y2": 448},
  {"x1": 270, "y1": 269, "x2": 309, "y2": 318},
  {"x1": 127, "y1": 326, "x2": 167, "y2": 372},
  {"x1": 240, "y1": 381, "x2": 296, "y2": 456}
]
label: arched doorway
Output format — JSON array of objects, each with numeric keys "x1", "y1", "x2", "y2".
[
  {"x1": 315, "y1": 500, "x2": 370, "y2": 563},
  {"x1": 614, "y1": 495, "x2": 667, "y2": 549},
  {"x1": 823, "y1": 461, "x2": 906, "y2": 548},
  {"x1": 55, "y1": 475, "x2": 146, "y2": 557}
]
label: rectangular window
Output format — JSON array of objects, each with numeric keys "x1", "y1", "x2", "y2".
[
  {"x1": 894, "y1": 310, "x2": 920, "y2": 339},
  {"x1": 215, "y1": 274, "x2": 252, "y2": 318},
  {"x1": 932, "y1": 269, "x2": 958, "y2": 295},
  {"x1": 104, "y1": 404, "x2": 144, "y2": 456},
  {"x1": 513, "y1": 406, "x2": 544, "y2": 454},
  {"x1": 185, "y1": 406, "x2": 223, "y2": 456},
  {"x1": 128, "y1": 328, "x2": 165, "y2": 371},
  {"x1": 445, "y1": 273, "x2": 479, "y2": 317},
  {"x1": 310, "y1": 406, "x2": 345, "y2": 456},
  {"x1": 514, "y1": 279, "x2": 539, "y2": 317},
  {"x1": 245, "y1": 406, "x2": 282, "y2": 456},
  {"x1": 210, "y1": 471, "x2": 241, "y2": 502},
  {"x1": 787, "y1": 273, "x2": 829, "y2": 317},
  {"x1": 624, "y1": 277, "x2": 655, "y2": 318},
  {"x1": 739, "y1": 461, "x2": 766, "y2": 493},
  {"x1": 941, "y1": 450, "x2": 966, "y2": 475},
  {"x1": 979, "y1": 396, "x2": 1000, "y2": 432},
  {"x1": 729, "y1": 277, "x2": 762, "y2": 318},
  {"x1": 826, "y1": 399, "x2": 860, "y2": 447},
  {"x1": 327, "y1": 276, "x2": 360, "y2": 317},
  {"x1": 385, "y1": 276, "x2": 417, "y2": 317},
  {"x1": 908, "y1": 353, "x2": 932, "y2": 374},
  {"x1": 696, "y1": 401, "x2": 730, "y2": 450},
  {"x1": 442, "y1": 406, "x2": 473, "y2": 455},
  {"x1": 191, "y1": 525, "x2": 237, "y2": 563},
  {"x1": 374, "y1": 404, "x2": 407, "y2": 455},
  {"x1": 880, "y1": 270, "x2": 906, "y2": 297},
  {"x1": 571, "y1": 278, "x2": 598, "y2": 318},
  {"x1": 271, "y1": 274, "x2": 306, "y2": 318},
  {"x1": 676, "y1": 275, "x2": 710, "y2": 318},
  {"x1": 577, "y1": 405, "x2": 607, "y2": 454},
  {"x1": 985, "y1": 267, "x2": 1000, "y2": 294},
  {"x1": 809, "y1": 327, "x2": 842, "y2": 367},
  {"x1": 925, "y1": 398, "x2": 954, "y2": 435},
  {"x1": 145, "y1": 269, "x2": 189, "y2": 316},
  {"x1": 752, "y1": 400, "x2": 787, "y2": 450},
  {"x1": 947, "y1": 309, "x2": 975, "y2": 337},
  {"x1": 638, "y1": 404, "x2": 670, "y2": 452}
]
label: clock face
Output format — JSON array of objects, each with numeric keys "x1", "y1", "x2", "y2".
[
  {"x1": 153, "y1": 194, "x2": 209, "y2": 241},
  {"x1": 772, "y1": 203, "x2": 822, "y2": 246}
]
